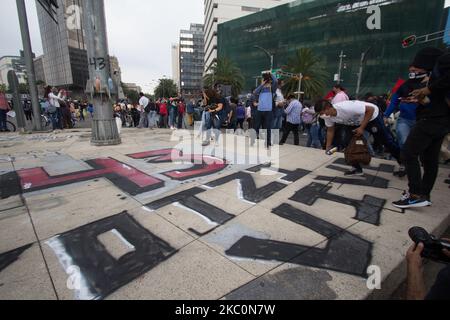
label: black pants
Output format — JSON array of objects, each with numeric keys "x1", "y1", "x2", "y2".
[
  {"x1": 25, "y1": 110, "x2": 33, "y2": 121},
  {"x1": 253, "y1": 111, "x2": 274, "y2": 147},
  {"x1": 402, "y1": 119, "x2": 449, "y2": 199},
  {"x1": 280, "y1": 122, "x2": 300, "y2": 145}
]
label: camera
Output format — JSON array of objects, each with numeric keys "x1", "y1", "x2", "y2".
[{"x1": 409, "y1": 227, "x2": 450, "y2": 264}]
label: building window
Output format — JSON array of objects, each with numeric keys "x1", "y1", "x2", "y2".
[
  {"x1": 180, "y1": 40, "x2": 194, "y2": 46},
  {"x1": 241, "y1": 6, "x2": 260, "y2": 12}
]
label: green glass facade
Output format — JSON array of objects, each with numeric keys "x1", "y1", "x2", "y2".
[{"x1": 217, "y1": 0, "x2": 449, "y2": 96}]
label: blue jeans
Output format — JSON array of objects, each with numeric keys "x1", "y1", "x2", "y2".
[
  {"x1": 169, "y1": 108, "x2": 177, "y2": 128},
  {"x1": 147, "y1": 111, "x2": 158, "y2": 128},
  {"x1": 0, "y1": 109, "x2": 7, "y2": 131},
  {"x1": 272, "y1": 114, "x2": 283, "y2": 130},
  {"x1": 396, "y1": 117, "x2": 416, "y2": 150},
  {"x1": 49, "y1": 112, "x2": 59, "y2": 130},
  {"x1": 307, "y1": 124, "x2": 322, "y2": 149}
]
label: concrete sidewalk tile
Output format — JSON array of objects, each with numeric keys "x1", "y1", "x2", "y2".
[
  {"x1": 0, "y1": 195, "x2": 24, "y2": 212},
  {"x1": 0, "y1": 206, "x2": 36, "y2": 253},
  {"x1": 26, "y1": 182, "x2": 143, "y2": 241},
  {"x1": 200, "y1": 205, "x2": 329, "y2": 276},
  {"x1": 108, "y1": 241, "x2": 255, "y2": 300},
  {"x1": 42, "y1": 207, "x2": 195, "y2": 300},
  {"x1": 0, "y1": 244, "x2": 57, "y2": 300}
]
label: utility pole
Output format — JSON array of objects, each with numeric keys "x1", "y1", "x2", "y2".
[
  {"x1": 337, "y1": 50, "x2": 346, "y2": 85},
  {"x1": 84, "y1": 0, "x2": 121, "y2": 146},
  {"x1": 355, "y1": 52, "x2": 365, "y2": 100},
  {"x1": 297, "y1": 73, "x2": 303, "y2": 101},
  {"x1": 356, "y1": 47, "x2": 371, "y2": 99},
  {"x1": 7, "y1": 70, "x2": 27, "y2": 133},
  {"x1": 16, "y1": 0, "x2": 42, "y2": 131}
]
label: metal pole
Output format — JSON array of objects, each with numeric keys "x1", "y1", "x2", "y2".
[
  {"x1": 337, "y1": 50, "x2": 345, "y2": 85},
  {"x1": 7, "y1": 70, "x2": 27, "y2": 133},
  {"x1": 270, "y1": 55, "x2": 274, "y2": 71},
  {"x1": 356, "y1": 52, "x2": 366, "y2": 99},
  {"x1": 84, "y1": 0, "x2": 121, "y2": 146},
  {"x1": 297, "y1": 73, "x2": 303, "y2": 100},
  {"x1": 16, "y1": 0, "x2": 42, "y2": 131}
]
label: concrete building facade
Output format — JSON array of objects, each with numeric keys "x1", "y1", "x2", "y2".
[{"x1": 0, "y1": 54, "x2": 28, "y2": 86}]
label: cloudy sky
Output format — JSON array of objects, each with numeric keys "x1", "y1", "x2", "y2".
[{"x1": 0, "y1": 0, "x2": 204, "y2": 93}]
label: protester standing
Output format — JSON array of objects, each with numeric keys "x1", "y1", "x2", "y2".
[{"x1": 280, "y1": 95, "x2": 302, "y2": 146}]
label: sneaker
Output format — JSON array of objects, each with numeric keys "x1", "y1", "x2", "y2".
[
  {"x1": 392, "y1": 195, "x2": 430, "y2": 209},
  {"x1": 344, "y1": 168, "x2": 364, "y2": 177}
]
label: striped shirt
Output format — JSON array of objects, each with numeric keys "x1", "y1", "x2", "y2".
[{"x1": 285, "y1": 99, "x2": 303, "y2": 124}]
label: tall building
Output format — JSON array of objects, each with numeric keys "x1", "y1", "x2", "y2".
[
  {"x1": 0, "y1": 53, "x2": 28, "y2": 85},
  {"x1": 33, "y1": 55, "x2": 46, "y2": 84},
  {"x1": 204, "y1": 0, "x2": 292, "y2": 73},
  {"x1": 179, "y1": 24, "x2": 204, "y2": 97},
  {"x1": 122, "y1": 83, "x2": 142, "y2": 94},
  {"x1": 218, "y1": 0, "x2": 449, "y2": 94},
  {"x1": 36, "y1": 0, "x2": 90, "y2": 89},
  {"x1": 171, "y1": 44, "x2": 180, "y2": 90}
]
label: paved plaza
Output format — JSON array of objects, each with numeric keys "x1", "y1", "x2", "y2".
[{"x1": 0, "y1": 128, "x2": 449, "y2": 300}]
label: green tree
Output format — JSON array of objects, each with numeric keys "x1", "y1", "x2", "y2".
[
  {"x1": 203, "y1": 57, "x2": 244, "y2": 97},
  {"x1": 123, "y1": 88, "x2": 140, "y2": 104},
  {"x1": 283, "y1": 48, "x2": 328, "y2": 99},
  {"x1": 18, "y1": 83, "x2": 29, "y2": 94},
  {"x1": 0, "y1": 84, "x2": 7, "y2": 93},
  {"x1": 154, "y1": 78, "x2": 178, "y2": 98}
]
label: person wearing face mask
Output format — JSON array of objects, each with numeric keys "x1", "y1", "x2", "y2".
[
  {"x1": 315, "y1": 99, "x2": 400, "y2": 176},
  {"x1": 384, "y1": 65, "x2": 430, "y2": 177},
  {"x1": 392, "y1": 47, "x2": 449, "y2": 209}
]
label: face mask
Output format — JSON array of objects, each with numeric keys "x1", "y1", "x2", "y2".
[{"x1": 409, "y1": 72, "x2": 428, "y2": 80}]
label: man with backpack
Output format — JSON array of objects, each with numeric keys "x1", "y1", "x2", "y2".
[{"x1": 314, "y1": 99, "x2": 400, "y2": 176}]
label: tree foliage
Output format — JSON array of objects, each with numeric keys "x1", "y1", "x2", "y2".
[
  {"x1": 203, "y1": 57, "x2": 244, "y2": 97},
  {"x1": 154, "y1": 78, "x2": 178, "y2": 98},
  {"x1": 283, "y1": 48, "x2": 328, "y2": 100}
]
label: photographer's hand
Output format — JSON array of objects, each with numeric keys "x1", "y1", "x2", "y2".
[{"x1": 406, "y1": 243, "x2": 426, "y2": 300}]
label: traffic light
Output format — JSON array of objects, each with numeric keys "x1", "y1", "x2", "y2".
[{"x1": 402, "y1": 35, "x2": 417, "y2": 48}]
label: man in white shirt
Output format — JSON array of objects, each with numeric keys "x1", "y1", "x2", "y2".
[
  {"x1": 138, "y1": 92, "x2": 149, "y2": 128},
  {"x1": 315, "y1": 99, "x2": 400, "y2": 176}
]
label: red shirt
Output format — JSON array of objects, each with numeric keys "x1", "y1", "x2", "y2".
[
  {"x1": 178, "y1": 103, "x2": 185, "y2": 115},
  {"x1": 0, "y1": 93, "x2": 10, "y2": 111},
  {"x1": 159, "y1": 103, "x2": 168, "y2": 116}
]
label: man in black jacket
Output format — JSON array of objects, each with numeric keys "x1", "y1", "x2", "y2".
[{"x1": 393, "y1": 48, "x2": 450, "y2": 209}]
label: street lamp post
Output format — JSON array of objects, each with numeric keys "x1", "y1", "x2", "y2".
[
  {"x1": 355, "y1": 47, "x2": 372, "y2": 99},
  {"x1": 337, "y1": 50, "x2": 346, "y2": 85},
  {"x1": 254, "y1": 45, "x2": 274, "y2": 71}
]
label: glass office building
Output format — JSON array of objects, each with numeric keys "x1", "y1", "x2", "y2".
[
  {"x1": 218, "y1": 0, "x2": 449, "y2": 95},
  {"x1": 36, "y1": 0, "x2": 90, "y2": 90},
  {"x1": 179, "y1": 24, "x2": 205, "y2": 98}
]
